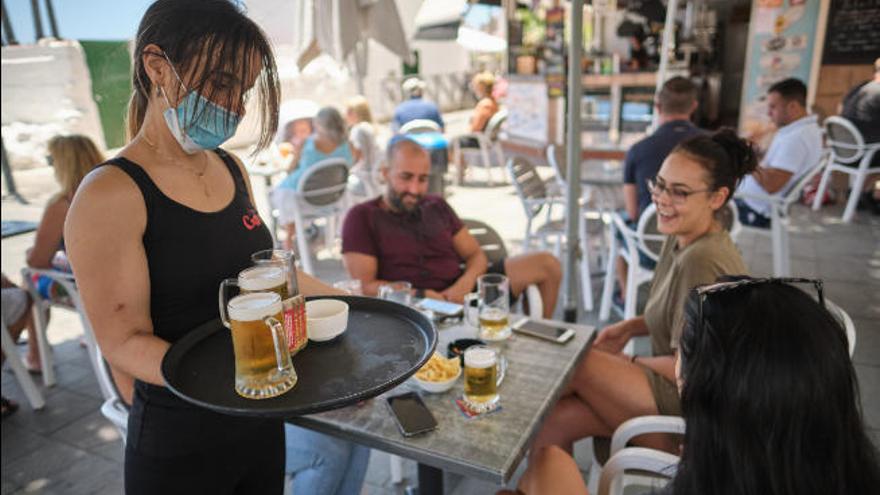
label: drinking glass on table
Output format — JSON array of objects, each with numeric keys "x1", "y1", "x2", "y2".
[
  {"x1": 464, "y1": 274, "x2": 511, "y2": 341},
  {"x1": 463, "y1": 345, "x2": 503, "y2": 411},
  {"x1": 378, "y1": 281, "x2": 412, "y2": 306}
]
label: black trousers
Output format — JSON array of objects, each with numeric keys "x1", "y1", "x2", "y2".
[{"x1": 125, "y1": 383, "x2": 284, "y2": 495}]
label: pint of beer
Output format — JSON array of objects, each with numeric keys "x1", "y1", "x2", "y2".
[
  {"x1": 464, "y1": 274, "x2": 511, "y2": 340},
  {"x1": 463, "y1": 346, "x2": 499, "y2": 409},
  {"x1": 225, "y1": 292, "x2": 297, "y2": 399},
  {"x1": 238, "y1": 265, "x2": 288, "y2": 299}
]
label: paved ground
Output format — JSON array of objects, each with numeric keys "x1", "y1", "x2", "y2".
[{"x1": 2, "y1": 113, "x2": 878, "y2": 493}]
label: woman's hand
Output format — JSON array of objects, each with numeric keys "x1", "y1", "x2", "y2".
[{"x1": 593, "y1": 320, "x2": 633, "y2": 354}]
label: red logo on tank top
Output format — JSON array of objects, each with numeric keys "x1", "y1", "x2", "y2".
[{"x1": 242, "y1": 209, "x2": 263, "y2": 230}]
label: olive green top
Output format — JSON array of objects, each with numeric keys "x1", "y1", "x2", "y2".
[{"x1": 643, "y1": 230, "x2": 747, "y2": 356}]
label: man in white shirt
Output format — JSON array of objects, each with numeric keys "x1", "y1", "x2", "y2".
[{"x1": 736, "y1": 78, "x2": 823, "y2": 227}]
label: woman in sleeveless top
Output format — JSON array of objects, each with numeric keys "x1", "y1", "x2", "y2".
[
  {"x1": 525, "y1": 129, "x2": 758, "y2": 467},
  {"x1": 65, "y1": 2, "x2": 337, "y2": 493}
]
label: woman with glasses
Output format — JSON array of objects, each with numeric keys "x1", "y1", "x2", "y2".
[
  {"x1": 510, "y1": 277, "x2": 880, "y2": 494},
  {"x1": 527, "y1": 129, "x2": 757, "y2": 465}
]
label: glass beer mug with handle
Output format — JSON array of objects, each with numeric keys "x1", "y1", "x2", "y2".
[
  {"x1": 219, "y1": 291, "x2": 297, "y2": 399},
  {"x1": 463, "y1": 345, "x2": 505, "y2": 411},
  {"x1": 251, "y1": 249, "x2": 307, "y2": 355},
  {"x1": 219, "y1": 265, "x2": 288, "y2": 300},
  {"x1": 464, "y1": 274, "x2": 511, "y2": 341}
]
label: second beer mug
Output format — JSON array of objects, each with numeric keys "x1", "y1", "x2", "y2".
[
  {"x1": 464, "y1": 274, "x2": 511, "y2": 340},
  {"x1": 463, "y1": 345, "x2": 503, "y2": 411},
  {"x1": 221, "y1": 292, "x2": 297, "y2": 399}
]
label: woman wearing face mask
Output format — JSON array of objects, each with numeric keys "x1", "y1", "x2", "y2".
[
  {"x1": 65, "y1": 1, "x2": 336, "y2": 492},
  {"x1": 272, "y1": 106, "x2": 354, "y2": 250},
  {"x1": 525, "y1": 129, "x2": 755, "y2": 465}
]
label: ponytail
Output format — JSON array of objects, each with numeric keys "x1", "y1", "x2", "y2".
[{"x1": 673, "y1": 128, "x2": 758, "y2": 204}]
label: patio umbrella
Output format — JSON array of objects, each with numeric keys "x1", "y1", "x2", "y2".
[
  {"x1": 293, "y1": 0, "x2": 410, "y2": 92},
  {"x1": 413, "y1": 0, "x2": 468, "y2": 41}
]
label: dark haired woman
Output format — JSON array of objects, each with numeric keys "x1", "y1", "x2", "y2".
[
  {"x1": 527, "y1": 129, "x2": 756, "y2": 464},
  {"x1": 65, "y1": 1, "x2": 335, "y2": 492},
  {"x1": 513, "y1": 277, "x2": 880, "y2": 494}
]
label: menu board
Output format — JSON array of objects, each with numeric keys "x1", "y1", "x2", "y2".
[
  {"x1": 821, "y1": 0, "x2": 880, "y2": 65},
  {"x1": 506, "y1": 79, "x2": 549, "y2": 143},
  {"x1": 738, "y1": 0, "x2": 824, "y2": 140}
]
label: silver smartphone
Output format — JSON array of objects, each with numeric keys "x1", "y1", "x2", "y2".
[{"x1": 512, "y1": 318, "x2": 575, "y2": 344}]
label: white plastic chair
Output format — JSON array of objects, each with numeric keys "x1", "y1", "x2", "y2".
[
  {"x1": 735, "y1": 154, "x2": 826, "y2": 276},
  {"x1": 506, "y1": 156, "x2": 566, "y2": 255},
  {"x1": 1, "y1": 315, "x2": 45, "y2": 411},
  {"x1": 398, "y1": 119, "x2": 441, "y2": 134},
  {"x1": 283, "y1": 158, "x2": 351, "y2": 275},
  {"x1": 811, "y1": 116, "x2": 880, "y2": 223},
  {"x1": 451, "y1": 109, "x2": 508, "y2": 186},
  {"x1": 20, "y1": 268, "x2": 128, "y2": 439}
]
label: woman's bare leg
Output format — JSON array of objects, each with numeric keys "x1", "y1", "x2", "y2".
[{"x1": 519, "y1": 446, "x2": 589, "y2": 495}]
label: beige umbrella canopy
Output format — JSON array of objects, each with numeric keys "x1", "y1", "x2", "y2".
[{"x1": 294, "y1": 0, "x2": 410, "y2": 87}]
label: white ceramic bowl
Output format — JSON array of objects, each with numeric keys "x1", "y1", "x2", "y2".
[
  {"x1": 413, "y1": 361, "x2": 462, "y2": 394},
  {"x1": 306, "y1": 299, "x2": 349, "y2": 342}
]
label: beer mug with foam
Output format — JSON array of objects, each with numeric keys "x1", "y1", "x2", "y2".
[
  {"x1": 220, "y1": 291, "x2": 297, "y2": 399},
  {"x1": 464, "y1": 274, "x2": 511, "y2": 340},
  {"x1": 219, "y1": 265, "x2": 288, "y2": 301},
  {"x1": 463, "y1": 345, "x2": 503, "y2": 410},
  {"x1": 250, "y1": 249, "x2": 308, "y2": 355}
]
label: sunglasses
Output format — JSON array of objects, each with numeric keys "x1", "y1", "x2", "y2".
[{"x1": 695, "y1": 277, "x2": 825, "y2": 333}]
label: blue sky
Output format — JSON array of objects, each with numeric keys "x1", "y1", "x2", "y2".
[
  {"x1": 3, "y1": 1, "x2": 500, "y2": 44},
  {"x1": 4, "y1": 0, "x2": 154, "y2": 43}
]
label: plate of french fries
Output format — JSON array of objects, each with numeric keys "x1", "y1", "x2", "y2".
[{"x1": 413, "y1": 352, "x2": 462, "y2": 393}]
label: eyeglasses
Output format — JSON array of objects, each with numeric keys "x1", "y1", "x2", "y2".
[
  {"x1": 696, "y1": 277, "x2": 825, "y2": 334},
  {"x1": 647, "y1": 178, "x2": 712, "y2": 204}
]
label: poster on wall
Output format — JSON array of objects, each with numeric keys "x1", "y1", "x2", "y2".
[
  {"x1": 506, "y1": 79, "x2": 549, "y2": 143},
  {"x1": 738, "y1": 0, "x2": 823, "y2": 143}
]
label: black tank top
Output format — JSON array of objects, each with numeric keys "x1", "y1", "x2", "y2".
[{"x1": 105, "y1": 149, "x2": 273, "y2": 343}]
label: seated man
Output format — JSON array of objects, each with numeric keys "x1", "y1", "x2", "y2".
[
  {"x1": 391, "y1": 78, "x2": 445, "y2": 133},
  {"x1": 342, "y1": 136, "x2": 561, "y2": 318},
  {"x1": 616, "y1": 76, "x2": 702, "y2": 303},
  {"x1": 736, "y1": 78, "x2": 823, "y2": 227}
]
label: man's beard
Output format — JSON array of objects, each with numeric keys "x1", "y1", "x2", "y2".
[{"x1": 387, "y1": 188, "x2": 423, "y2": 218}]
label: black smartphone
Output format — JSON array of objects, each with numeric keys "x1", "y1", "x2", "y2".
[
  {"x1": 386, "y1": 392, "x2": 438, "y2": 437},
  {"x1": 512, "y1": 318, "x2": 575, "y2": 344}
]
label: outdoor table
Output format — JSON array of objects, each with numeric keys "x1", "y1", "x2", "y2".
[
  {"x1": 287, "y1": 315, "x2": 596, "y2": 494},
  {"x1": 580, "y1": 160, "x2": 624, "y2": 187}
]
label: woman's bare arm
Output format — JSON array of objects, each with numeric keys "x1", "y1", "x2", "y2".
[
  {"x1": 65, "y1": 167, "x2": 168, "y2": 386},
  {"x1": 26, "y1": 198, "x2": 69, "y2": 268}
]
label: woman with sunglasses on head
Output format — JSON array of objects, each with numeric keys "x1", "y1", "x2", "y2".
[
  {"x1": 527, "y1": 129, "x2": 756, "y2": 467},
  {"x1": 512, "y1": 277, "x2": 880, "y2": 494},
  {"x1": 64, "y1": 1, "x2": 336, "y2": 492}
]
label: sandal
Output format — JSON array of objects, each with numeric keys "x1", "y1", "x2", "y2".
[{"x1": 1, "y1": 397, "x2": 20, "y2": 419}]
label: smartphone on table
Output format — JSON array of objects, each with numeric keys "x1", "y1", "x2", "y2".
[
  {"x1": 512, "y1": 318, "x2": 575, "y2": 344},
  {"x1": 417, "y1": 298, "x2": 464, "y2": 317},
  {"x1": 386, "y1": 392, "x2": 438, "y2": 437}
]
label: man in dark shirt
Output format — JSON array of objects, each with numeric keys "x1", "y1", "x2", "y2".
[
  {"x1": 342, "y1": 137, "x2": 561, "y2": 318},
  {"x1": 623, "y1": 76, "x2": 702, "y2": 220},
  {"x1": 841, "y1": 58, "x2": 880, "y2": 144},
  {"x1": 391, "y1": 78, "x2": 445, "y2": 132}
]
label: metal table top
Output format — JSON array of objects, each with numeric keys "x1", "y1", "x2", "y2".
[{"x1": 288, "y1": 315, "x2": 595, "y2": 484}]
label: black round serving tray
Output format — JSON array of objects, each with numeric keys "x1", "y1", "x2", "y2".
[{"x1": 161, "y1": 295, "x2": 436, "y2": 418}]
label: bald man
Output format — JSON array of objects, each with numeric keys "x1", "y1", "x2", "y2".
[{"x1": 341, "y1": 137, "x2": 561, "y2": 318}]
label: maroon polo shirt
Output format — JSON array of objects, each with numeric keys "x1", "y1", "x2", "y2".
[{"x1": 342, "y1": 195, "x2": 465, "y2": 291}]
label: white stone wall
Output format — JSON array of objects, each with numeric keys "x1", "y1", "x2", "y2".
[{"x1": 1, "y1": 40, "x2": 106, "y2": 170}]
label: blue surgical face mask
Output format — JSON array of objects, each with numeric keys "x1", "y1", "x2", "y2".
[{"x1": 160, "y1": 53, "x2": 241, "y2": 154}]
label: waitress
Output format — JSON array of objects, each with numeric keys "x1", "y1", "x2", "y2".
[{"x1": 65, "y1": 1, "x2": 334, "y2": 492}]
